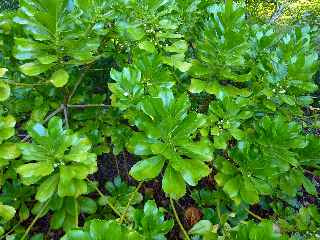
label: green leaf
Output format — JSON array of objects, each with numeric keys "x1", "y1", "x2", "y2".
[
  {"x1": 38, "y1": 55, "x2": 58, "y2": 64},
  {"x1": 165, "y1": 40, "x2": 188, "y2": 53},
  {"x1": 223, "y1": 177, "x2": 240, "y2": 199},
  {"x1": 63, "y1": 230, "x2": 91, "y2": 240},
  {"x1": 117, "y1": 21, "x2": 145, "y2": 41},
  {"x1": 302, "y1": 176, "x2": 317, "y2": 196},
  {"x1": 18, "y1": 117, "x2": 96, "y2": 197},
  {"x1": 50, "y1": 69, "x2": 69, "y2": 87},
  {"x1": 138, "y1": 41, "x2": 156, "y2": 53},
  {"x1": 173, "y1": 158, "x2": 211, "y2": 186},
  {"x1": 20, "y1": 62, "x2": 52, "y2": 76},
  {"x1": 0, "y1": 143, "x2": 21, "y2": 159},
  {"x1": 213, "y1": 134, "x2": 228, "y2": 150},
  {"x1": 0, "y1": 82, "x2": 10, "y2": 102},
  {"x1": 0, "y1": 68, "x2": 8, "y2": 77},
  {"x1": 51, "y1": 210, "x2": 66, "y2": 230},
  {"x1": 240, "y1": 178, "x2": 259, "y2": 204},
  {"x1": 90, "y1": 220, "x2": 127, "y2": 240},
  {"x1": 36, "y1": 174, "x2": 59, "y2": 202},
  {"x1": 109, "y1": 67, "x2": 144, "y2": 110},
  {"x1": 162, "y1": 166, "x2": 186, "y2": 199},
  {"x1": 130, "y1": 156, "x2": 165, "y2": 181},
  {"x1": 79, "y1": 197, "x2": 97, "y2": 214},
  {"x1": 189, "y1": 220, "x2": 213, "y2": 235},
  {"x1": 134, "y1": 200, "x2": 174, "y2": 238},
  {"x1": 189, "y1": 79, "x2": 206, "y2": 93},
  {"x1": 280, "y1": 95, "x2": 295, "y2": 106},
  {"x1": 58, "y1": 170, "x2": 88, "y2": 198},
  {"x1": 19, "y1": 202, "x2": 30, "y2": 221},
  {"x1": 178, "y1": 140, "x2": 212, "y2": 161},
  {"x1": 0, "y1": 115, "x2": 16, "y2": 143},
  {"x1": 127, "y1": 134, "x2": 152, "y2": 156},
  {"x1": 0, "y1": 204, "x2": 15, "y2": 221},
  {"x1": 17, "y1": 162, "x2": 54, "y2": 179}
]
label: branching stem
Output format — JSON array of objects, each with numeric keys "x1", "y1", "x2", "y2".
[
  {"x1": 63, "y1": 104, "x2": 69, "y2": 129},
  {"x1": 0, "y1": 221, "x2": 22, "y2": 240},
  {"x1": 120, "y1": 181, "x2": 143, "y2": 224},
  {"x1": 3, "y1": 80, "x2": 50, "y2": 87},
  {"x1": 86, "y1": 178, "x2": 122, "y2": 218},
  {"x1": 67, "y1": 104, "x2": 109, "y2": 108},
  {"x1": 246, "y1": 208, "x2": 263, "y2": 221},
  {"x1": 74, "y1": 198, "x2": 78, "y2": 227},
  {"x1": 67, "y1": 65, "x2": 92, "y2": 104},
  {"x1": 21, "y1": 201, "x2": 49, "y2": 240},
  {"x1": 170, "y1": 198, "x2": 191, "y2": 240},
  {"x1": 22, "y1": 104, "x2": 65, "y2": 142}
]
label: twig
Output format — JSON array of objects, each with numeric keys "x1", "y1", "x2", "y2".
[
  {"x1": 3, "y1": 80, "x2": 50, "y2": 87},
  {"x1": 74, "y1": 198, "x2": 78, "y2": 227},
  {"x1": 310, "y1": 106, "x2": 320, "y2": 111},
  {"x1": 122, "y1": 152, "x2": 129, "y2": 181},
  {"x1": 44, "y1": 105, "x2": 65, "y2": 123},
  {"x1": 0, "y1": 221, "x2": 22, "y2": 239},
  {"x1": 113, "y1": 155, "x2": 120, "y2": 177},
  {"x1": 304, "y1": 169, "x2": 315, "y2": 176},
  {"x1": 67, "y1": 104, "x2": 110, "y2": 108},
  {"x1": 66, "y1": 29, "x2": 112, "y2": 105},
  {"x1": 67, "y1": 65, "x2": 92, "y2": 104},
  {"x1": 120, "y1": 181, "x2": 144, "y2": 224},
  {"x1": 216, "y1": 200, "x2": 226, "y2": 235},
  {"x1": 87, "y1": 68, "x2": 105, "y2": 71},
  {"x1": 170, "y1": 198, "x2": 191, "y2": 240},
  {"x1": 21, "y1": 201, "x2": 49, "y2": 240},
  {"x1": 245, "y1": 208, "x2": 263, "y2": 221},
  {"x1": 269, "y1": 1, "x2": 287, "y2": 24},
  {"x1": 21, "y1": 104, "x2": 65, "y2": 142},
  {"x1": 63, "y1": 105, "x2": 69, "y2": 129},
  {"x1": 86, "y1": 178, "x2": 122, "y2": 218}
]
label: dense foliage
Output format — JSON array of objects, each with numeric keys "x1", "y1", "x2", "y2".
[{"x1": 0, "y1": 0, "x2": 319, "y2": 239}]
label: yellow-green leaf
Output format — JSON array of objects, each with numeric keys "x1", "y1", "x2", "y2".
[
  {"x1": 0, "y1": 68, "x2": 8, "y2": 77},
  {"x1": 50, "y1": 69, "x2": 69, "y2": 88},
  {"x1": 20, "y1": 62, "x2": 51, "y2": 76},
  {"x1": 0, "y1": 82, "x2": 10, "y2": 102}
]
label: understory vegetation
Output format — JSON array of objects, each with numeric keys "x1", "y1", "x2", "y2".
[{"x1": 0, "y1": 0, "x2": 319, "y2": 239}]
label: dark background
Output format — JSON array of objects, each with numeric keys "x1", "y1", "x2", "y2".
[{"x1": 0, "y1": 0, "x2": 19, "y2": 12}]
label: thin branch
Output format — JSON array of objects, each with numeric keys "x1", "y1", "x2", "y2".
[
  {"x1": 67, "y1": 104, "x2": 110, "y2": 108},
  {"x1": 120, "y1": 181, "x2": 144, "y2": 224},
  {"x1": 245, "y1": 208, "x2": 263, "y2": 221},
  {"x1": 67, "y1": 65, "x2": 92, "y2": 104},
  {"x1": 269, "y1": 1, "x2": 287, "y2": 23},
  {"x1": 113, "y1": 155, "x2": 120, "y2": 177},
  {"x1": 86, "y1": 178, "x2": 122, "y2": 218},
  {"x1": 3, "y1": 80, "x2": 50, "y2": 87},
  {"x1": 304, "y1": 169, "x2": 315, "y2": 175},
  {"x1": 21, "y1": 201, "x2": 49, "y2": 240},
  {"x1": 170, "y1": 198, "x2": 191, "y2": 240},
  {"x1": 87, "y1": 68, "x2": 106, "y2": 71},
  {"x1": 122, "y1": 152, "x2": 129, "y2": 181},
  {"x1": 0, "y1": 221, "x2": 22, "y2": 240},
  {"x1": 21, "y1": 104, "x2": 64, "y2": 142},
  {"x1": 44, "y1": 105, "x2": 65, "y2": 122},
  {"x1": 63, "y1": 104, "x2": 69, "y2": 129},
  {"x1": 66, "y1": 30, "x2": 112, "y2": 105},
  {"x1": 74, "y1": 198, "x2": 78, "y2": 227},
  {"x1": 310, "y1": 106, "x2": 320, "y2": 111}
]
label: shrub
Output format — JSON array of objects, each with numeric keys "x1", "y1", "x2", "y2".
[{"x1": 0, "y1": 0, "x2": 319, "y2": 239}]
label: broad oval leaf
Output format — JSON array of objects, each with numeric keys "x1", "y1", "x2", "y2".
[
  {"x1": 162, "y1": 165, "x2": 186, "y2": 199},
  {"x1": 50, "y1": 69, "x2": 69, "y2": 88},
  {"x1": 0, "y1": 82, "x2": 10, "y2": 102},
  {"x1": 130, "y1": 156, "x2": 165, "y2": 181}
]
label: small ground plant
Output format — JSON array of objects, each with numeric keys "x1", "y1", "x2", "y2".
[{"x1": 0, "y1": 0, "x2": 319, "y2": 239}]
